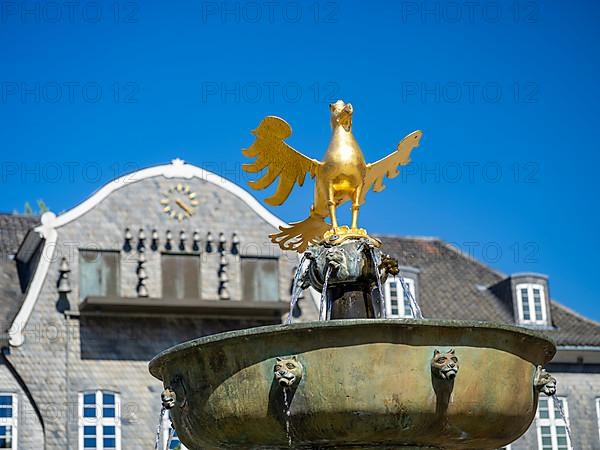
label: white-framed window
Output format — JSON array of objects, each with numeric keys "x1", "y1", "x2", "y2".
[
  {"x1": 161, "y1": 411, "x2": 187, "y2": 450},
  {"x1": 0, "y1": 393, "x2": 17, "y2": 449},
  {"x1": 384, "y1": 277, "x2": 416, "y2": 318},
  {"x1": 516, "y1": 283, "x2": 548, "y2": 325},
  {"x1": 537, "y1": 396, "x2": 571, "y2": 450},
  {"x1": 596, "y1": 397, "x2": 600, "y2": 444},
  {"x1": 78, "y1": 390, "x2": 121, "y2": 450}
]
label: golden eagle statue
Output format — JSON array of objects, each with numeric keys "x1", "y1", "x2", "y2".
[{"x1": 242, "y1": 100, "x2": 422, "y2": 253}]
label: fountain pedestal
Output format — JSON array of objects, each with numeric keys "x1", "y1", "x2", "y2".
[
  {"x1": 327, "y1": 282, "x2": 376, "y2": 318},
  {"x1": 305, "y1": 238, "x2": 392, "y2": 320}
]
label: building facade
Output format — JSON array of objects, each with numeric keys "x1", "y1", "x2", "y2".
[{"x1": 0, "y1": 159, "x2": 598, "y2": 450}]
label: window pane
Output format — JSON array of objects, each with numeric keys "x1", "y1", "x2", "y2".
[
  {"x1": 162, "y1": 254, "x2": 200, "y2": 299},
  {"x1": 103, "y1": 393, "x2": 115, "y2": 405},
  {"x1": 0, "y1": 396, "x2": 12, "y2": 406},
  {"x1": 83, "y1": 393, "x2": 96, "y2": 405},
  {"x1": 538, "y1": 398, "x2": 549, "y2": 419},
  {"x1": 83, "y1": 424, "x2": 97, "y2": 448},
  {"x1": 403, "y1": 299, "x2": 412, "y2": 316},
  {"x1": 389, "y1": 282, "x2": 399, "y2": 315},
  {"x1": 79, "y1": 250, "x2": 120, "y2": 300},
  {"x1": 103, "y1": 406, "x2": 115, "y2": 418},
  {"x1": 104, "y1": 425, "x2": 116, "y2": 449},
  {"x1": 241, "y1": 257, "x2": 279, "y2": 302},
  {"x1": 102, "y1": 391, "x2": 116, "y2": 418},
  {"x1": 84, "y1": 406, "x2": 97, "y2": 418},
  {"x1": 402, "y1": 281, "x2": 414, "y2": 317},
  {"x1": 0, "y1": 409, "x2": 11, "y2": 418},
  {"x1": 533, "y1": 288, "x2": 543, "y2": 321},
  {"x1": 0, "y1": 425, "x2": 11, "y2": 449},
  {"x1": 521, "y1": 288, "x2": 530, "y2": 320},
  {"x1": 540, "y1": 424, "x2": 552, "y2": 450}
]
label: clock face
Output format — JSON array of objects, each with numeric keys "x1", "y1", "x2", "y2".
[{"x1": 160, "y1": 183, "x2": 198, "y2": 221}]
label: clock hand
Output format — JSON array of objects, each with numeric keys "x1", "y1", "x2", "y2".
[{"x1": 175, "y1": 199, "x2": 193, "y2": 216}]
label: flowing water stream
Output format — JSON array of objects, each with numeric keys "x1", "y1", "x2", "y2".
[
  {"x1": 369, "y1": 248, "x2": 387, "y2": 318},
  {"x1": 553, "y1": 394, "x2": 574, "y2": 448},
  {"x1": 286, "y1": 254, "x2": 308, "y2": 325},
  {"x1": 283, "y1": 388, "x2": 293, "y2": 447},
  {"x1": 398, "y1": 275, "x2": 423, "y2": 319},
  {"x1": 319, "y1": 266, "x2": 332, "y2": 321},
  {"x1": 154, "y1": 407, "x2": 166, "y2": 450},
  {"x1": 165, "y1": 426, "x2": 175, "y2": 450}
]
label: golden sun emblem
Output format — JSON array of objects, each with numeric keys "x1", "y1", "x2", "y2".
[{"x1": 160, "y1": 183, "x2": 198, "y2": 221}]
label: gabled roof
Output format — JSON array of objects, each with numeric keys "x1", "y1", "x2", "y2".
[
  {"x1": 0, "y1": 214, "x2": 40, "y2": 343},
  {"x1": 377, "y1": 235, "x2": 600, "y2": 348},
  {"x1": 5, "y1": 160, "x2": 291, "y2": 347}
]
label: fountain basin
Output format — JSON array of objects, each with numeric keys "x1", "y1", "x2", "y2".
[{"x1": 149, "y1": 319, "x2": 556, "y2": 449}]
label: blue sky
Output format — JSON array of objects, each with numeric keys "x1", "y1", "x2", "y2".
[{"x1": 1, "y1": 0, "x2": 599, "y2": 320}]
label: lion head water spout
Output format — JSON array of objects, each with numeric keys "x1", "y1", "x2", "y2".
[{"x1": 273, "y1": 357, "x2": 303, "y2": 447}]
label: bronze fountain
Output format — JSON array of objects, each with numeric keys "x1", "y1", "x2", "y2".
[{"x1": 149, "y1": 101, "x2": 557, "y2": 449}]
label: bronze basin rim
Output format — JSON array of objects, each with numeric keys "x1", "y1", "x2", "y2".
[{"x1": 148, "y1": 318, "x2": 556, "y2": 379}]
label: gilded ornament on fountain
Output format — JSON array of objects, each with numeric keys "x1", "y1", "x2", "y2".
[{"x1": 242, "y1": 100, "x2": 422, "y2": 252}]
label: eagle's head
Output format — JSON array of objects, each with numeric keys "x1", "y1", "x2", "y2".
[{"x1": 330, "y1": 100, "x2": 353, "y2": 132}]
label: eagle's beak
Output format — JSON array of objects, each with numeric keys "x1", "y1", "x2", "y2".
[{"x1": 337, "y1": 104, "x2": 353, "y2": 131}]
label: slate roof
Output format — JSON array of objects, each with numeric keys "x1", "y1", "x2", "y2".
[
  {"x1": 0, "y1": 213, "x2": 40, "y2": 338},
  {"x1": 377, "y1": 235, "x2": 600, "y2": 348}
]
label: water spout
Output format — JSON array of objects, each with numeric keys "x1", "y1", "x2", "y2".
[
  {"x1": 553, "y1": 394, "x2": 574, "y2": 448},
  {"x1": 154, "y1": 407, "x2": 166, "y2": 450},
  {"x1": 399, "y1": 275, "x2": 423, "y2": 319},
  {"x1": 165, "y1": 426, "x2": 175, "y2": 450},
  {"x1": 319, "y1": 266, "x2": 332, "y2": 321},
  {"x1": 286, "y1": 254, "x2": 308, "y2": 325},
  {"x1": 283, "y1": 388, "x2": 293, "y2": 447},
  {"x1": 369, "y1": 247, "x2": 387, "y2": 319}
]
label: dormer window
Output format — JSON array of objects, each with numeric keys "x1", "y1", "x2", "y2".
[
  {"x1": 516, "y1": 283, "x2": 547, "y2": 325},
  {"x1": 384, "y1": 277, "x2": 416, "y2": 318}
]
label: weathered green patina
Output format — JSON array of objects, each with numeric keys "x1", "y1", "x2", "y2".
[{"x1": 149, "y1": 319, "x2": 555, "y2": 449}]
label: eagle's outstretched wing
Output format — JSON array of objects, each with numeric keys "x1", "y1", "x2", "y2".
[
  {"x1": 242, "y1": 116, "x2": 321, "y2": 206},
  {"x1": 361, "y1": 130, "x2": 423, "y2": 203}
]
